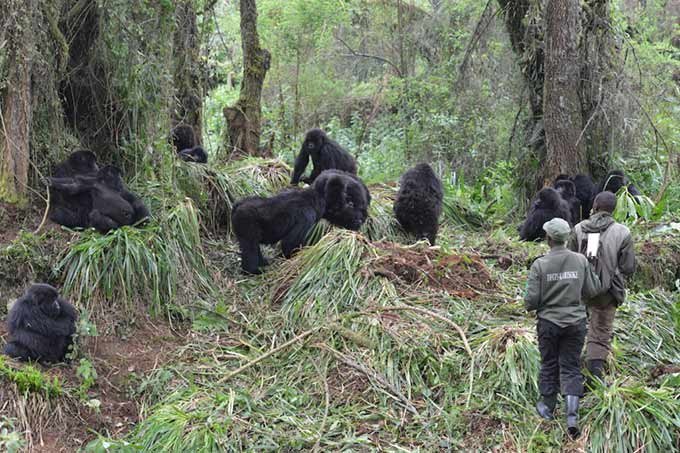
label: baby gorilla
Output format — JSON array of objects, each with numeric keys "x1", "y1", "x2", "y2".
[
  {"x1": 393, "y1": 163, "x2": 443, "y2": 245},
  {"x1": 553, "y1": 179, "x2": 580, "y2": 224},
  {"x1": 313, "y1": 170, "x2": 371, "y2": 231},
  {"x1": 519, "y1": 187, "x2": 572, "y2": 241},
  {"x1": 291, "y1": 129, "x2": 357, "y2": 185},
  {"x1": 232, "y1": 187, "x2": 326, "y2": 274},
  {"x1": 4, "y1": 284, "x2": 78, "y2": 363}
]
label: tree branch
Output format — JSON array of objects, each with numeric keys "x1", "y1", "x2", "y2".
[{"x1": 335, "y1": 35, "x2": 403, "y2": 78}]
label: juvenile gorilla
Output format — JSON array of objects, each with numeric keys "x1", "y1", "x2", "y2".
[
  {"x1": 571, "y1": 174, "x2": 596, "y2": 219},
  {"x1": 393, "y1": 163, "x2": 443, "y2": 245},
  {"x1": 519, "y1": 188, "x2": 572, "y2": 241},
  {"x1": 178, "y1": 146, "x2": 208, "y2": 163},
  {"x1": 49, "y1": 150, "x2": 99, "y2": 228},
  {"x1": 291, "y1": 129, "x2": 357, "y2": 185},
  {"x1": 48, "y1": 166, "x2": 150, "y2": 232},
  {"x1": 313, "y1": 170, "x2": 371, "y2": 231},
  {"x1": 232, "y1": 187, "x2": 326, "y2": 274},
  {"x1": 170, "y1": 124, "x2": 196, "y2": 152},
  {"x1": 3, "y1": 284, "x2": 78, "y2": 363},
  {"x1": 553, "y1": 179, "x2": 580, "y2": 225},
  {"x1": 598, "y1": 170, "x2": 642, "y2": 197}
]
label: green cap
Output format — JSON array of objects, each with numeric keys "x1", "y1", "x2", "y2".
[{"x1": 543, "y1": 218, "x2": 571, "y2": 242}]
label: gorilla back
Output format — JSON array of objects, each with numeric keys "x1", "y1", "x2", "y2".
[
  {"x1": 3, "y1": 284, "x2": 78, "y2": 363},
  {"x1": 313, "y1": 170, "x2": 371, "y2": 231},
  {"x1": 394, "y1": 163, "x2": 443, "y2": 245},
  {"x1": 232, "y1": 188, "x2": 326, "y2": 274},
  {"x1": 291, "y1": 129, "x2": 357, "y2": 185}
]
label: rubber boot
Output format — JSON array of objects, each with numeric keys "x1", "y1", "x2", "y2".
[
  {"x1": 565, "y1": 395, "x2": 580, "y2": 439},
  {"x1": 586, "y1": 359, "x2": 605, "y2": 390},
  {"x1": 536, "y1": 394, "x2": 557, "y2": 420}
]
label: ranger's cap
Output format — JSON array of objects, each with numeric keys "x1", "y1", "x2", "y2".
[{"x1": 543, "y1": 218, "x2": 571, "y2": 242}]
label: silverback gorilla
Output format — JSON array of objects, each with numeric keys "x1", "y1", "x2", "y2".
[
  {"x1": 3, "y1": 284, "x2": 77, "y2": 363},
  {"x1": 291, "y1": 129, "x2": 357, "y2": 185},
  {"x1": 519, "y1": 187, "x2": 572, "y2": 241},
  {"x1": 232, "y1": 171, "x2": 370, "y2": 274},
  {"x1": 394, "y1": 163, "x2": 443, "y2": 245},
  {"x1": 313, "y1": 170, "x2": 370, "y2": 231}
]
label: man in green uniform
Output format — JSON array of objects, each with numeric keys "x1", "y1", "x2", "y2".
[
  {"x1": 569, "y1": 191, "x2": 636, "y2": 383},
  {"x1": 525, "y1": 218, "x2": 601, "y2": 438}
]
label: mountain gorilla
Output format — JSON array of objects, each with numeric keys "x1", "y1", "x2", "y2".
[
  {"x1": 313, "y1": 170, "x2": 370, "y2": 231},
  {"x1": 553, "y1": 179, "x2": 580, "y2": 225},
  {"x1": 598, "y1": 170, "x2": 642, "y2": 197},
  {"x1": 170, "y1": 124, "x2": 207, "y2": 163},
  {"x1": 48, "y1": 166, "x2": 150, "y2": 232},
  {"x1": 571, "y1": 174, "x2": 596, "y2": 219},
  {"x1": 519, "y1": 188, "x2": 572, "y2": 241},
  {"x1": 232, "y1": 171, "x2": 370, "y2": 274},
  {"x1": 394, "y1": 163, "x2": 443, "y2": 245},
  {"x1": 232, "y1": 187, "x2": 326, "y2": 274},
  {"x1": 49, "y1": 150, "x2": 100, "y2": 228},
  {"x1": 290, "y1": 129, "x2": 357, "y2": 185},
  {"x1": 3, "y1": 284, "x2": 78, "y2": 363}
]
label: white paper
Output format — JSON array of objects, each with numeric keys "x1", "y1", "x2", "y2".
[{"x1": 586, "y1": 233, "x2": 600, "y2": 258}]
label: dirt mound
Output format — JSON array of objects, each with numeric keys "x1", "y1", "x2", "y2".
[{"x1": 370, "y1": 242, "x2": 497, "y2": 298}]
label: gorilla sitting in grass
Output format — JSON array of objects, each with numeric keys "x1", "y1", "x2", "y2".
[
  {"x1": 170, "y1": 124, "x2": 208, "y2": 163},
  {"x1": 290, "y1": 129, "x2": 357, "y2": 185},
  {"x1": 394, "y1": 163, "x2": 443, "y2": 245},
  {"x1": 519, "y1": 187, "x2": 572, "y2": 241},
  {"x1": 49, "y1": 150, "x2": 100, "y2": 228},
  {"x1": 232, "y1": 171, "x2": 370, "y2": 274},
  {"x1": 3, "y1": 284, "x2": 78, "y2": 364}
]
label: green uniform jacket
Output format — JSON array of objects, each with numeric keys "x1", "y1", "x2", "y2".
[
  {"x1": 525, "y1": 245, "x2": 602, "y2": 327},
  {"x1": 568, "y1": 212, "x2": 636, "y2": 306}
]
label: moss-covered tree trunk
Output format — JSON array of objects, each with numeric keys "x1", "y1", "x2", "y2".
[
  {"x1": 542, "y1": 0, "x2": 587, "y2": 183},
  {"x1": 173, "y1": 0, "x2": 203, "y2": 144},
  {"x1": 0, "y1": 0, "x2": 36, "y2": 204},
  {"x1": 223, "y1": 0, "x2": 271, "y2": 157}
]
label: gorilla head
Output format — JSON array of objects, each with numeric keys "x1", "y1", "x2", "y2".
[
  {"x1": 519, "y1": 187, "x2": 572, "y2": 241},
  {"x1": 601, "y1": 170, "x2": 627, "y2": 194},
  {"x1": 170, "y1": 124, "x2": 197, "y2": 152},
  {"x1": 54, "y1": 149, "x2": 99, "y2": 178},
  {"x1": 291, "y1": 129, "x2": 357, "y2": 185},
  {"x1": 3, "y1": 283, "x2": 78, "y2": 363},
  {"x1": 313, "y1": 170, "x2": 370, "y2": 231}
]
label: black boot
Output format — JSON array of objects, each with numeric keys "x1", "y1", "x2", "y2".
[
  {"x1": 536, "y1": 394, "x2": 557, "y2": 420},
  {"x1": 565, "y1": 395, "x2": 580, "y2": 439},
  {"x1": 586, "y1": 359, "x2": 605, "y2": 390}
]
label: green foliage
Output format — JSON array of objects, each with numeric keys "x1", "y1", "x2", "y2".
[
  {"x1": 0, "y1": 417, "x2": 24, "y2": 453},
  {"x1": 76, "y1": 358, "x2": 99, "y2": 397},
  {"x1": 0, "y1": 356, "x2": 63, "y2": 397},
  {"x1": 613, "y1": 187, "x2": 657, "y2": 223}
]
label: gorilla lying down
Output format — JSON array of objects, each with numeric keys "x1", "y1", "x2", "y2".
[
  {"x1": 394, "y1": 163, "x2": 443, "y2": 245},
  {"x1": 519, "y1": 187, "x2": 572, "y2": 241},
  {"x1": 49, "y1": 152, "x2": 149, "y2": 232},
  {"x1": 3, "y1": 284, "x2": 77, "y2": 363},
  {"x1": 232, "y1": 170, "x2": 370, "y2": 274},
  {"x1": 291, "y1": 129, "x2": 357, "y2": 185}
]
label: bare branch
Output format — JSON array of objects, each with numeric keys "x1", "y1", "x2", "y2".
[{"x1": 335, "y1": 35, "x2": 403, "y2": 78}]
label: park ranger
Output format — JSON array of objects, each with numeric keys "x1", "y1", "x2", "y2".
[{"x1": 525, "y1": 218, "x2": 602, "y2": 439}]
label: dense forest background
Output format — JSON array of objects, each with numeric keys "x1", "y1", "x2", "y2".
[{"x1": 0, "y1": 0, "x2": 678, "y2": 451}]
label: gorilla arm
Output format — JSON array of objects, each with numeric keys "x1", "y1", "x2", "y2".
[
  {"x1": 280, "y1": 205, "x2": 319, "y2": 258},
  {"x1": 291, "y1": 147, "x2": 310, "y2": 185}
]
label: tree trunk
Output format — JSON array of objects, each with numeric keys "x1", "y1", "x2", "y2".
[
  {"x1": 223, "y1": 0, "x2": 271, "y2": 157},
  {"x1": 173, "y1": 0, "x2": 203, "y2": 144},
  {"x1": 542, "y1": 0, "x2": 586, "y2": 184},
  {"x1": 0, "y1": 0, "x2": 35, "y2": 204}
]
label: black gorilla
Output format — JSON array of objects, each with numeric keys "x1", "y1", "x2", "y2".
[
  {"x1": 49, "y1": 150, "x2": 100, "y2": 228},
  {"x1": 571, "y1": 174, "x2": 596, "y2": 220},
  {"x1": 598, "y1": 170, "x2": 642, "y2": 197},
  {"x1": 48, "y1": 165, "x2": 150, "y2": 232},
  {"x1": 553, "y1": 179, "x2": 580, "y2": 225},
  {"x1": 178, "y1": 146, "x2": 208, "y2": 163},
  {"x1": 313, "y1": 170, "x2": 371, "y2": 231},
  {"x1": 519, "y1": 188, "x2": 572, "y2": 241},
  {"x1": 291, "y1": 129, "x2": 357, "y2": 185},
  {"x1": 3, "y1": 284, "x2": 78, "y2": 363},
  {"x1": 393, "y1": 163, "x2": 443, "y2": 245},
  {"x1": 232, "y1": 187, "x2": 326, "y2": 274},
  {"x1": 170, "y1": 124, "x2": 196, "y2": 152}
]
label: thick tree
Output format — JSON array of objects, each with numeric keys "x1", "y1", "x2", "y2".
[
  {"x1": 0, "y1": 0, "x2": 36, "y2": 203},
  {"x1": 542, "y1": 0, "x2": 587, "y2": 183},
  {"x1": 223, "y1": 0, "x2": 271, "y2": 157}
]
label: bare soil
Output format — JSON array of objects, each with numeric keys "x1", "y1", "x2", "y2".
[{"x1": 370, "y1": 242, "x2": 497, "y2": 298}]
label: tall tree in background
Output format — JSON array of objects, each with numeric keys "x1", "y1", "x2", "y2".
[
  {"x1": 0, "y1": 0, "x2": 36, "y2": 203},
  {"x1": 224, "y1": 0, "x2": 271, "y2": 157},
  {"x1": 173, "y1": 0, "x2": 203, "y2": 144},
  {"x1": 542, "y1": 0, "x2": 586, "y2": 183}
]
